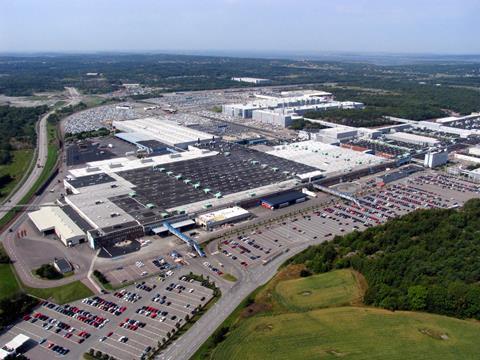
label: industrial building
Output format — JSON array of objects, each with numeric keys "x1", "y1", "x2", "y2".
[
  {"x1": 231, "y1": 77, "x2": 271, "y2": 84},
  {"x1": 424, "y1": 150, "x2": 448, "y2": 168},
  {"x1": 113, "y1": 117, "x2": 214, "y2": 149},
  {"x1": 385, "y1": 132, "x2": 440, "y2": 146},
  {"x1": 222, "y1": 91, "x2": 335, "y2": 119},
  {"x1": 60, "y1": 141, "x2": 318, "y2": 250},
  {"x1": 375, "y1": 165, "x2": 422, "y2": 185},
  {"x1": 28, "y1": 206, "x2": 86, "y2": 247},
  {"x1": 267, "y1": 141, "x2": 385, "y2": 176},
  {"x1": 261, "y1": 191, "x2": 307, "y2": 210},
  {"x1": 251, "y1": 109, "x2": 300, "y2": 127},
  {"x1": 115, "y1": 132, "x2": 173, "y2": 155},
  {"x1": 196, "y1": 206, "x2": 250, "y2": 230}
]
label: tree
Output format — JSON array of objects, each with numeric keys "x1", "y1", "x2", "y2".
[{"x1": 408, "y1": 285, "x2": 428, "y2": 310}]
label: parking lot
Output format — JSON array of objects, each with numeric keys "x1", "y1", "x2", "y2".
[
  {"x1": 0, "y1": 273, "x2": 214, "y2": 360},
  {"x1": 216, "y1": 171, "x2": 480, "y2": 271}
]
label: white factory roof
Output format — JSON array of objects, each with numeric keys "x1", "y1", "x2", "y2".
[
  {"x1": 113, "y1": 117, "x2": 213, "y2": 147},
  {"x1": 64, "y1": 181, "x2": 136, "y2": 229},
  {"x1": 267, "y1": 141, "x2": 385, "y2": 175},
  {"x1": 115, "y1": 131, "x2": 155, "y2": 144},
  {"x1": 68, "y1": 147, "x2": 217, "y2": 177},
  {"x1": 197, "y1": 206, "x2": 249, "y2": 224},
  {"x1": 28, "y1": 207, "x2": 84, "y2": 242},
  {"x1": 386, "y1": 131, "x2": 439, "y2": 145}
]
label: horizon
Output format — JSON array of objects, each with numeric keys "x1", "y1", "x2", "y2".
[{"x1": 1, "y1": 0, "x2": 479, "y2": 54}]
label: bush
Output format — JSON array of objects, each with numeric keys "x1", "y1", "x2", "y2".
[
  {"x1": 35, "y1": 264, "x2": 63, "y2": 280},
  {"x1": 93, "y1": 270, "x2": 109, "y2": 285},
  {"x1": 300, "y1": 269, "x2": 312, "y2": 277}
]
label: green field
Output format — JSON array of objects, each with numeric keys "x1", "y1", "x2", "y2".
[
  {"x1": 0, "y1": 263, "x2": 21, "y2": 300},
  {"x1": 198, "y1": 269, "x2": 480, "y2": 360},
  {"x1": 275, "y1": 269, "x2": 362, "y2": 311},
  {"x1": 213, "y1": 307, "x2": 480, "y2": 360},
  {"x1": 25, "y1": 281, "x2": 93, "y2": 304},
  {"x1": 0, "y1": 149, "x2": 33, "y2": 202}
]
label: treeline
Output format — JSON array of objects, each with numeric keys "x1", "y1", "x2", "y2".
[
  {"x1": 0, "y1": 105, "x2": 48, "y2": 165},
  {"x1": 304, "y1": 108, "x2": 396, "y2": 128},
  {"x1": 289, "y1": 118, "x2": 328, "y2": 131},
  {"x1": 289, "y1": 199, "x2": 480, "y2": 320},
  {"x1": 47, "y1": 102, "x2": 88, "y2": 124}
]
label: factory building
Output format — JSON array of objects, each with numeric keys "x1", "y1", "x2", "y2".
[
  {"x1": 386, "y1": 132, "x2": 439, "y2": 146},
  {"x1": 231, "y1": 77, "x2": 271, "y2": 84},
  {"x1": 28, "y1": 206, "x2": 86, "y2": 247},
  {"x1": 261, "y1": 191, "x2": 307, "y2": 210},
  {"x1": 375, "y1": 165, "x2": 422, "y2": 185},
  {"x1": 222, "y1": 91, "x2": 334, "y2": 119},
  {"x1": 315, "y1": 127, "x2": 358, "y2": 144},
  {"x1": 268, "y1": 141, "x2": 385, "y2": 176},
  {"x1": 252, "y1": 109, "x2": 300, "y2": 127},
  {"x1": 113, "y1": 118, "x2": 214, "y2": 149},
  {"x1": 196, "y1": 206, "x2": 251, "y2": 230},
  {"x1": 424, "y1": 150, "x2": 448, "y2": 168},
  {"x1": 115, "y1": 132, "x2": 173, "y2": 155}
]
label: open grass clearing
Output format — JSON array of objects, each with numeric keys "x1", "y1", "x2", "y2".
[
  {"x1": 212, "y1": 306, "x2": 480, "y2": 360},
  {"x1": 274, "y1": 269, "x2": 364, "y2": 311},
  {"x1": 25, "y1": 280, "x2": 93, "y2": 304},
  {"x1": 0, "y1": 263, "x2": 21, "y2": 300}
]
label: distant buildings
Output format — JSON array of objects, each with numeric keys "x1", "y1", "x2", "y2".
[
  {"x1": 222, "y1": 90, "x2": 364, "y2": 127},
  {"x1": 231, "y1": 77, "x2": 271, "y2": 84}
]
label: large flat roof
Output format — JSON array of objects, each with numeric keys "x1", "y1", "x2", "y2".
[
  {"x1": 113, "y1": 117, "x2": 213, "y2": 147},
  {"x1": 267, "y1": 141, "x2": 385, "y2": 175}
]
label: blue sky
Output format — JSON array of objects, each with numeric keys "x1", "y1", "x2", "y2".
[{"x1": 1, "y1": 0, "x2": 478, "y2": 54}]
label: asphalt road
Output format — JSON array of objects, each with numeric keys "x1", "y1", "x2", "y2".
[
  {"x1": 0, "y1": 109, "x2": 50, "y2": 220},
  {"x1": 156, "y1": 238, "x2": 327, "y2": 360},
  {"x1": 0, "y1": 88, "x2": 81, "y2": 220}
]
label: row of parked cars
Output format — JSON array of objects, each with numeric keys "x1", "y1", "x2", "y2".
[
  {"x1": 113, "y1": 289, "x2": 142, "y2": 303},
  {"x1": 82, "y1": 296, "x2": 126, "y2": 316}
]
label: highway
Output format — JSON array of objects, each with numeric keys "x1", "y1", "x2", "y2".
[{"x1": 0, "y1": 88, "x2": 80, "y2": 221}]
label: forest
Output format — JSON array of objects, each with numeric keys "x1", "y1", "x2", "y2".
[
  {"x1": 289, "y1": 199, "x2": 480, "y2": 320},
  {"x1": 0, "y1": 105, "x2": 48, "y2": 165}
]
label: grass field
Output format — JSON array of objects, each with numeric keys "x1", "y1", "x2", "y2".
[
  {"x1": 212, "y1": 307, "x2": 480, "y2": 360},
  {"x1": 25, "y1": 281, "x2": 93, "y2": 304},
  {"x1": 275, "y1": 269, "x2": 363, "y2": 311},
  {"x1": 0, "y1": 263, "x2": 21, "y2": 300},
  {"x1": 196, "y1": 268, "x2": 480, "y2": 360},
  {"x1": 0, "y1": 149, "x2": 33, "y2": 202}
]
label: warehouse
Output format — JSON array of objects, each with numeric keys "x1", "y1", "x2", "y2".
[
  {"x1": 385, "y1": 132, "x2": 439, "y2": 146},
  {"x1": 196, "y1": 206, "x2": 251, "y2": 230},
  {"x1": 113, "y1": 117, "x2": 214, "y2": 149},
  {"x1": 231, "y1": 77, "x2": 271, "y2": 84},
  {"x1": 115, "y1": 132, "x2": 173, "y2": 154},
  {"x1": 28, "y1": 206, "x2": 86, "y2": 247},
  {"x1": 267, "y1": 141, "x2": 385, "y2": 176},
  {"x1": 261, "y1": 191, "x2": 307, "y2": 210}
]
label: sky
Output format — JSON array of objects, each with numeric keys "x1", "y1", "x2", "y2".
[{"x1": 0, "y1": 0, "x2": 479, "y2": 55}]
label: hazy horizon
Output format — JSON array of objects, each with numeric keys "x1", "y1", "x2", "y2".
[{"x1": 1, "y1": 0, "x2": 479, "y2": 55}]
